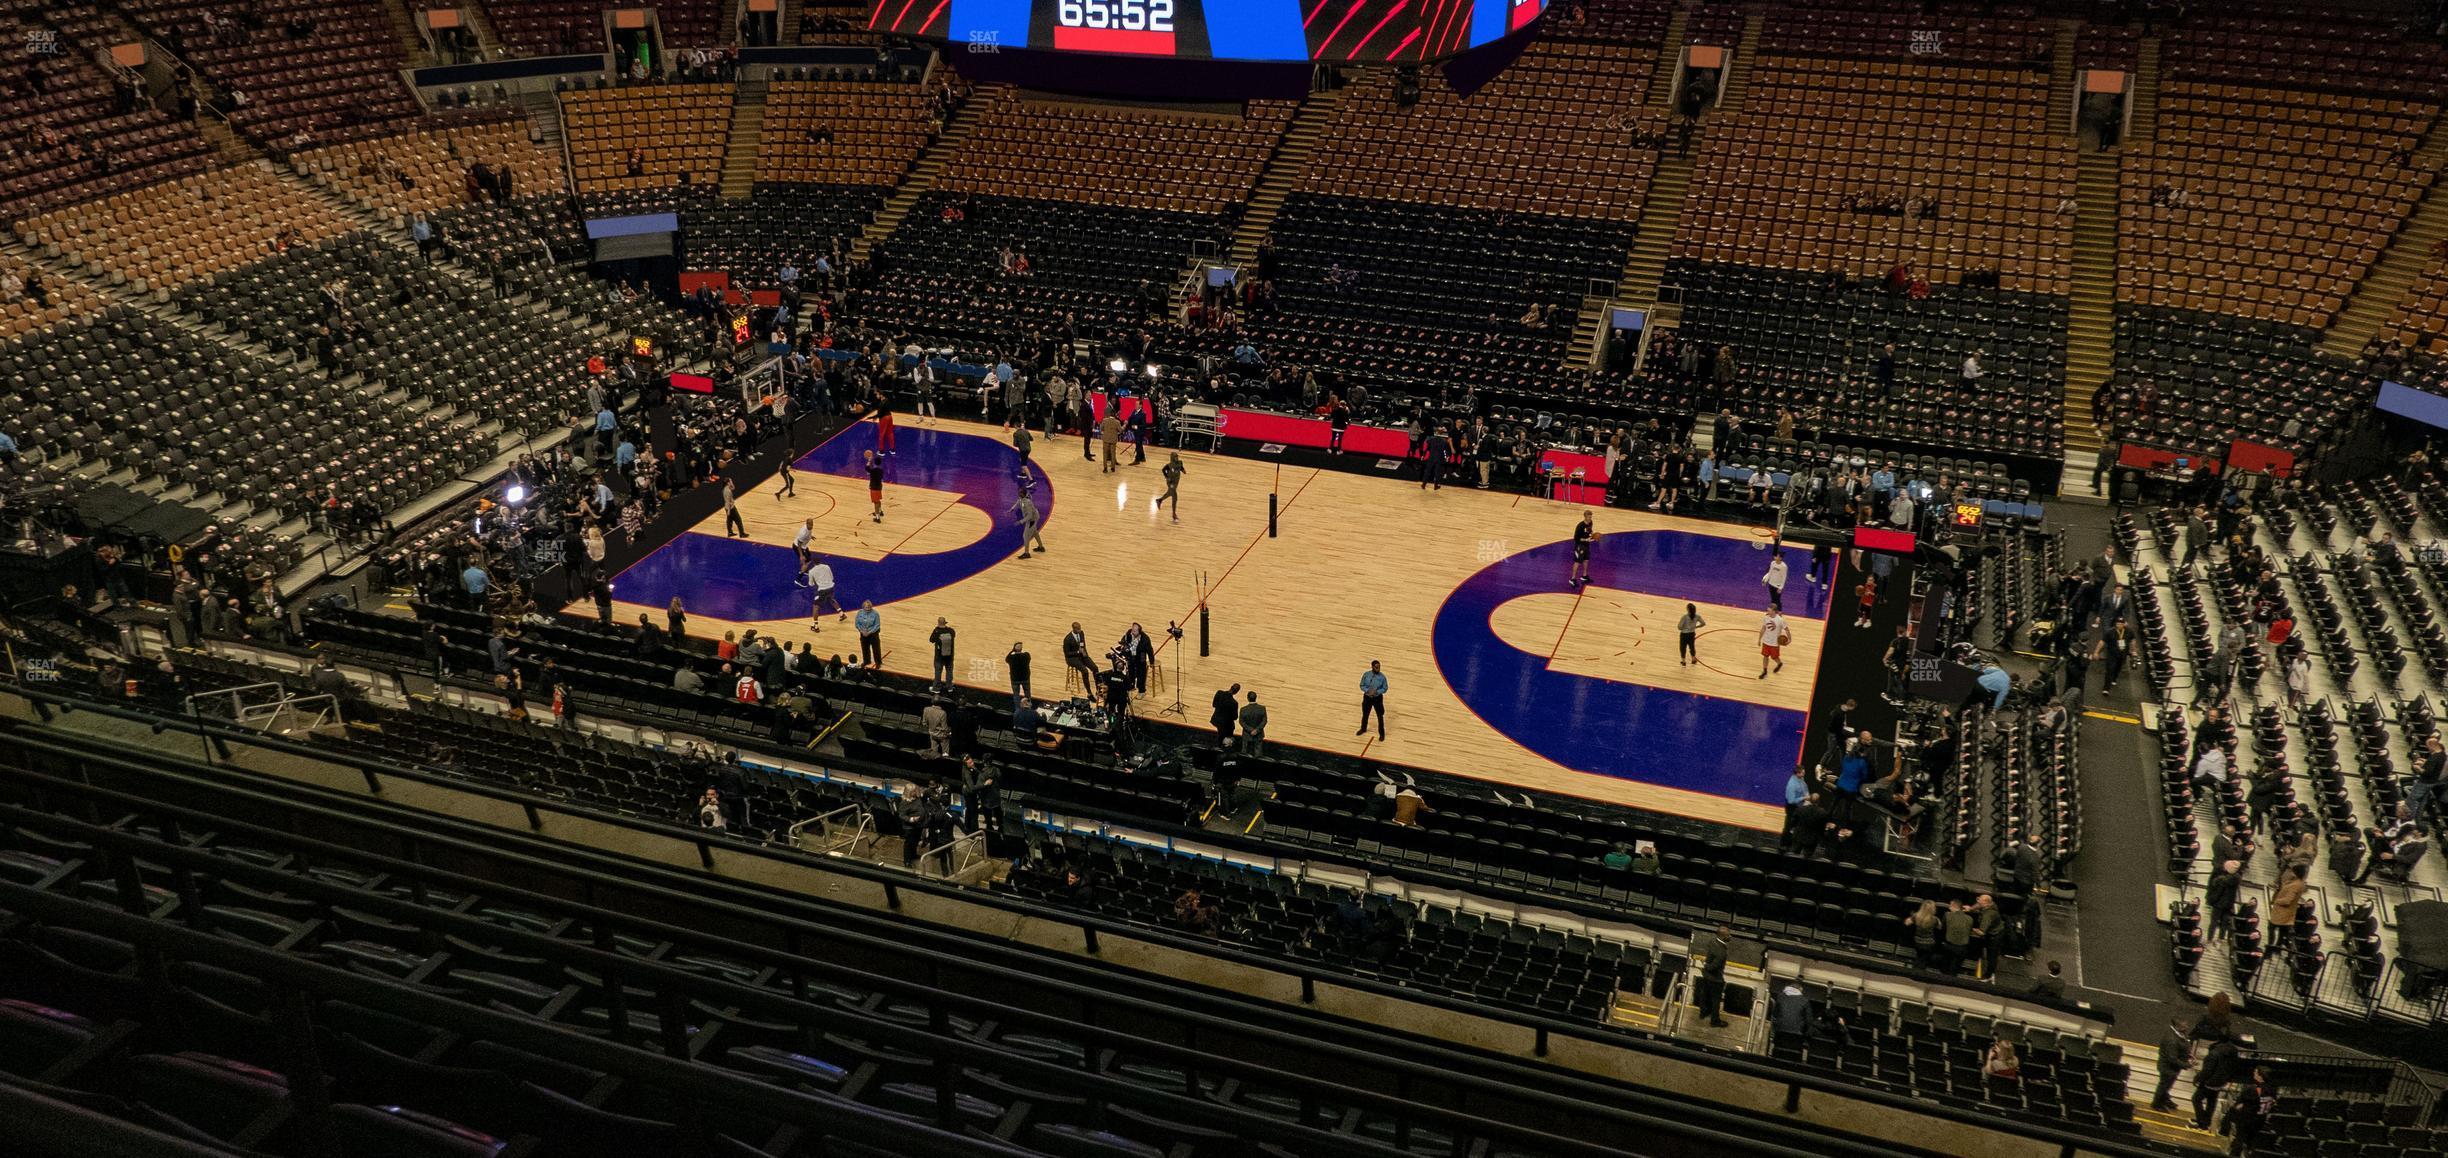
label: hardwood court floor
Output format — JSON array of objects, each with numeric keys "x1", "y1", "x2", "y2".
[{"x1": 609, "y1": 418, "x2": 1831, "y2": 830}]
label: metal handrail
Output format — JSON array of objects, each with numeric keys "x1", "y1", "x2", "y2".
[
  {"x1": 784, "y1": 801, "x2": 867, "y2": 854},
  {"x1": 181, "y1": 680, "x2": 288, "y2": 715},
  {"x1": 0, "y1": 739, "x2": 1888, "y2": 1158},
  {"x1": 0, "y1": 680, "x2": 2189, "y2": 1158},
  {"x1": 0, "y1": 879, "x2": 1034, "y2": 1157}
]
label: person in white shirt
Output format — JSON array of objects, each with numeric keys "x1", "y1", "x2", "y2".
[
  {"x1": 1759, "y1": 611, "x2": 1788, "y2": 678},
  {"x1": 2192, "y1": 743, "x2": 2228, "y2": 788},
  {"x1": 1763, "y1": 553, "x2": 1789, "y2": 610},
  {"x1": 807, "y1": 556, "x2": 839, "y2": 628},
  {"x1": 793, "y1": 518, "x2": 814, "y2": 568},
  {"x1": 1960, "y1": 350, "x2": 1985, "y2": 387}
]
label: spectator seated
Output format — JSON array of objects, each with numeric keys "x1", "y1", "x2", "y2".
[
  {"x1": 936, "y1": 87, "x2": 1293, "y2": 215},
  {"x1": 17, "y1": 163, "x2": 358, "y2": 291},
  {"x1": 681, "y1": 184, "x2": 884, "y2": 293},
  {"x1": 2, "y1": 302, "x2": 475, "y2": 525},
  {"x1": 172, "y1": 233, "x2": 658, "y2": 443},
  {"x1": 1673, "y1": 50, "x2": 2073, "y2": 296},
  {"x1": 756, "y1": 79, "x2": 934, "y2": 187},
  {"x1": 1303, "y1": 40, "x2": 1659, "y2": 219},
  {"x1": 115, "y1": 0, "x2": 423, "y2": 150},
  {"x1": 2119, "y1": 82, "x2": 2439, "y2": 328},
  {"x1": 1541, "y1": 0, "x2": 1675, "y2": 48},
  {"x1": 481, "y1": 0, "x2": 606, "y2": 56},
  {"x1": 1669, "y1": 261, "x2": 2068, "y2": 467},
  {"x1": 0, "y1": 4, "x2": 215, "y2": 222},
  {"x1": 2100, "y1": 306, "x2": 2386, "y2": 462},
  {"x1": 0, "y1": 251, "x2": 109, "y2": 345},
  {"x1": 292, "y1": 113, "x2": 565, "y2": 222},
  {"x1": 860, "y1": 192, "x2": 1218, "y2": 349},
  {"x1": 562, "y1": 84, "x2": 732, "y2": 199}
]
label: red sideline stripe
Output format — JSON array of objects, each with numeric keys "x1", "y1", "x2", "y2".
[{"x1": 1050, "y1": 26, "x2": 1177, "y2": 54}]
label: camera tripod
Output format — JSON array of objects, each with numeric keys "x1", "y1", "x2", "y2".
[{"x1": 1155, "y1": 629, "x2": 1188, "y2": 719}]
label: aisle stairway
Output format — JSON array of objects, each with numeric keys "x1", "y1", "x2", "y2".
[
  {"x1": 1568, "y1": 13, "x2": 1718, "y2": 363},
  {"x1": 2046, "y1": 20, "x2": 2077, "y2": 134},
  {"x1": 378, "y1": 0, "x2": 429, "y2": 65},
  {"x1": 1167, "y1": 86, "x2": 1348, "y2": 314},
  {"x1": 848, "y1": 93, "x2": 989, "y2": 264},
  {"x1": 2105, "y1": 1034, "x2": 2229, "y2": 1153},
  {"x1": 458, "y1": 1, "x2": 507, "y2": 59},
  {"x1": 1644, "y1": 5, "x2": 1690, "y2": 110},
  {"x1": 2318, "y1": 113, "x2": 2448, "y2": 356},
  {"x1": 1611, "y1": 150, "x2": 1695, "y2": 310},
  {"x1": 1606, "y1": 987, "x2": 1664, "y2": 1032},
  {"x1": 2065, "y1": 150, "x2": 2120, "y2": 455},
  {"x1": 198, "y1": 116, "x2": 260, "y2": 164},
  {"x1": 2130, "y1": 38, "x2": 2161, "y2": 143},
  {"x1": 1718, "y1": 14, "x2": 1762, "y2": 112},
  {"x1": 718, "y1": 78, "x2": 767, "y2": 199}
]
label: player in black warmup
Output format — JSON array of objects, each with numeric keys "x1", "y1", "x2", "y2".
[
  {"x1": 1569, "y1": 511, "x2": 1597, "y2": 585},
  {"x1": 865, "y1": 450, "x2": 885, "y2": 522}
]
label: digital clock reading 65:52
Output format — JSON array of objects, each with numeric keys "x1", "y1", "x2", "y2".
[
  {"x1": 1047, "y1": 0, "x2": 1186, "y2": 54},
  {"x1": 1055, "y1": 0, "x2": 1174, "y2": 32}
]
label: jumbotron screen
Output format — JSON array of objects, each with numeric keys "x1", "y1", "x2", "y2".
[{"x1": 871, "y1": 0, "x2": 1546, "y2": 62}]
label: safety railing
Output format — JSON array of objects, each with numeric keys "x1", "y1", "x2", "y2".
[
  {"x1": 0, "y1": 678, "x2": 2189, "y2": 1158},
  {"x1": 785, "y1": 801, "x2": 871, "y2": 855}
]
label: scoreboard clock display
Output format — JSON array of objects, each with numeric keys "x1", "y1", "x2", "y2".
[
  {"x1": 1041, "y1": 0, "x2": 1192, "y2": 56},
  {"x1": 873, "y1": 0, "x2": 1544, "y2": 62}
]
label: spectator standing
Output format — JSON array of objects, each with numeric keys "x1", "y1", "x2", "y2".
[
  {"x1": 855, "y1": 601, "x2": 883, "y2": 667},
  {"x1": 2192, "y1": 1038, "x2": 2243, "y2": 1130},
  {"x1": 1210, "y1": 681, "x2": 1241, "y2": 746},
  {"x1": 1357, "y1": 661, "x2": 1388, "y2": 739},
  {"x1": 1940, "y1": 901, "x2": 1974, "y2": 973},
  {"x1": 2204, "y1": 859, "x2": 2242, "y2": 941},
  {"x1": 1237, "y1": 691, "x2": 1268, "y2": 756},
  {"x1": 928, "y1": 617, "x2": 956, "y2": 689},
  {"x1": 923, "y1": 697, "x2": 951, "y2": 758},
  {"x1": 1690, "y1": 925, "x2": 1732, "y2": 1027},
  {"x1": 1005, "y1": 642, "x2": 1031, "y2": 700}
]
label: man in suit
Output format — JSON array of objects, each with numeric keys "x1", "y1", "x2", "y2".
[
  {"x1": 2093, "y1": 582, "x2": 2131, "y2": 634},
  {"x1": 2204, "y1": 859, "x2": 2242, "y2": 942},
  {"x1": 922, "y1": 697, "x2": 951, "y2": 758},
  {"x1": 1210, "y1": 683, "x2": 1241, "y2": 746},
  {"x1": 1063, "y1": 622, "x2": 1100, "y2": 699},
  {"x1": 1237, "y1": 691, "x2": 1268, "y2": 756},
  {"x1": 1691, "y1": 924, "x2": 1732, "y2": 1028}
]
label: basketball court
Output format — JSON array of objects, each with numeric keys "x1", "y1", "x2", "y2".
[{"x1": 608, "y1": 417, "x2": 1831, "y2": 830}]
